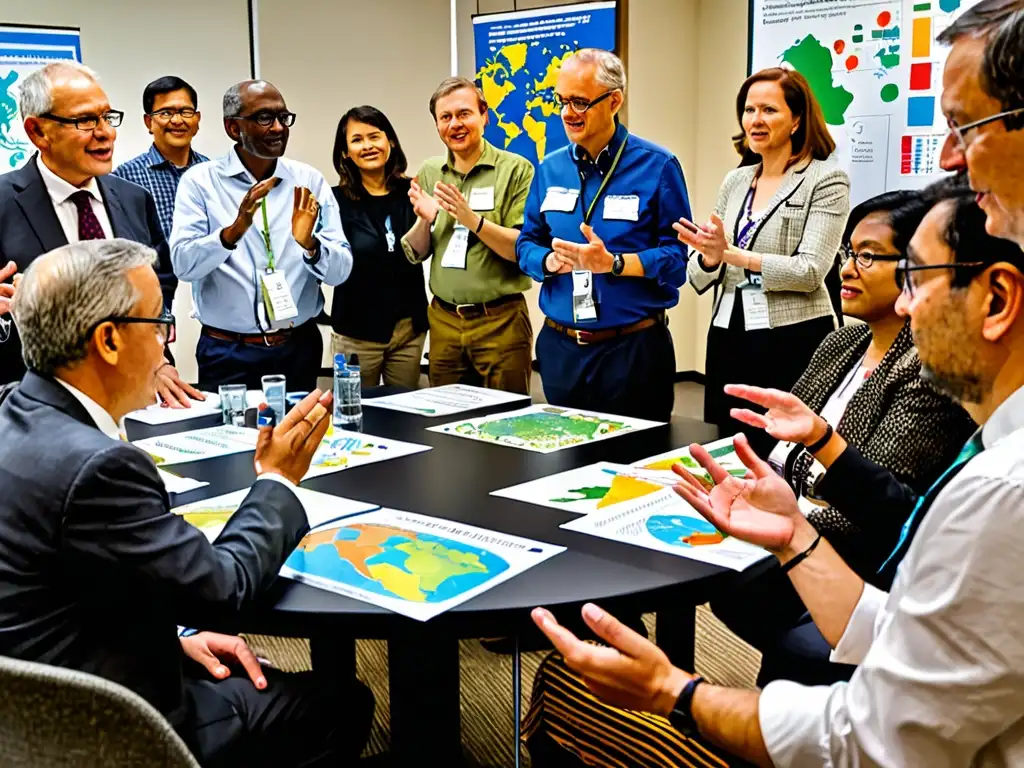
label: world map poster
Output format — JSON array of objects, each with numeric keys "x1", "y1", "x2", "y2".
[
  {"x1": 428, "y1": 404, "x2": 661, "y2": 454},
  {"x1": 303, "y1": 427, "x2": 432, "y2": 480},
  {"x1": 280, "y1": 509, "x2": 565, "y2": 621},
  {"x1": 561, "y1": 487, "x2": 770, "y2": 571},
  {"x1": 473, "y1": 1, "x2": 617, "y2": 166}
]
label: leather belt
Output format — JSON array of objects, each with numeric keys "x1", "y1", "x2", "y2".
[
  {"x1": 433, "y1": 293, "x2": 522, "y2": 319},
  {"x1": 544, "y1": 314, "x2": 664, "y2": 346},
  {"x1": 201, "y1": 325, "x2": 295, "y2": 348}
]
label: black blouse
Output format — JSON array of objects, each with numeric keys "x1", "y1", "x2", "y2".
[{"x1": 330, "y1": 178, "x2": 427, "y2": 343}]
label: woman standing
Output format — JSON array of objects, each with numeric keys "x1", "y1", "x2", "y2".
[
  {"x1": 676, "y1": 67, "x2": 850, "y2": 453},
  {"x1": 330, "y1": 106, "x2": 426, "y2": 389}
]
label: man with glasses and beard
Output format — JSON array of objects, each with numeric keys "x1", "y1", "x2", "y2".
[{"x1": 171, "y1": 80, "x2": 352, "y2": 391}]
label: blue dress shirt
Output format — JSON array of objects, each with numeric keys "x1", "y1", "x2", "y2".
[
  {"x1": 112, "y1": 144, "x2": 209, "y2": 238},
  {"x1": 517, "y1": 123, "x2": 692, "y2": 329},
  {"x1": 170, "y1": 149, "x2": 352, "y2": 334}
]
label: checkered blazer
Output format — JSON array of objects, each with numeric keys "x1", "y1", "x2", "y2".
[{"x1": 687, "y1": 158, "x2": 850, "y2": 328}]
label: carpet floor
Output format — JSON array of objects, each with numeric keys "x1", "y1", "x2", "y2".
[{"x1": 244, "y1": 605, "x2": 761, "y2": 767}]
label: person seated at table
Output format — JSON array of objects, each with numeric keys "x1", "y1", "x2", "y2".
[
  {"x1": 709, "y1": 190, "x2": 976, "y2": 688},
  {"x1": 0, "y1": 238, "x2": 373, "y2": 767}
]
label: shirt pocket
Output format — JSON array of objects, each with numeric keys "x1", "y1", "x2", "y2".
[{"x1": 778, "y1": 200, "x2": 809, "y2": 254}]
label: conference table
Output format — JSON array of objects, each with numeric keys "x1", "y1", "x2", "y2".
[{"x1": 127, "y1": 393, "x2": 771, "y2": 764}]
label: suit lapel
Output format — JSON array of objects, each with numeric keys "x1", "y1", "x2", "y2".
[
  {"x1": 98, "y1": 177, "x2": 133, "y2": 239},
  {"x1": 13, "y1": 158, "x2": 68, "y2": 253}
]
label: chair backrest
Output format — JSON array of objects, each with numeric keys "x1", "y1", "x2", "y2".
[{"x1": 0, "y1": 654, "x2": 201, "y2": 768}]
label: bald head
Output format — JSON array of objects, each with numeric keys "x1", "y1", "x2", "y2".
[
  {"x1": 222, "y1": 79, "x2": 291, "y2": 159},
  {"x1": 222, "y1": 80, "x2": 283, "y2": 118}
]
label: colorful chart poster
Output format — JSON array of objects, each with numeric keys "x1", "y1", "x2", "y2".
[
  {"x1": 173, "y1": 487, "x2": 378, "y2": 543},
  {"x1": 428, "y1": 404, "x2": 661, "y2": 454},
  {"x1": 631, "y1": 436, "x2": 747, "y2": 489},
  {"x1": 561, "y1": 488, "x2": 770, "y2": 571},
  {"x1": 473, "y1": 1, "x2": 616, "y2": 165},
  {"x1": 304, "y1": 429, "x2": 432, "y2": 480},
  {"x1": 364, "y1": 384, "x2": 530, "y2": 417},
  {"x1": 132, "y1": 425, "x2": 259, "y2": 465},
  {"x1": 280, "y1": 509, "x2": 565, "y2": 621}
]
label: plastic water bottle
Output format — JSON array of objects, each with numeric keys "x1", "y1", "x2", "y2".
[{"x1": 333, "y1": 353, "x2": 363, "y2": 431}]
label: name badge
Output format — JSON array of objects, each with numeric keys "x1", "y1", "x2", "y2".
[
  {"x1": 541, "y1": 187, "x2": 580, "y2": 213},
  {"x1": 603, "y1": 195, "x2": 640, "y2": 222},
  {"x1": 440, "y1": 224, "x2": 470, "y2": 269},
  {"x1": 469, "y1": 186, "x2": 495, "y2": 211},
  {"x1": 741, "y1": 281, "x2": 770, "y2": 331},
  {"x1": 572, "y1": 269, "x2": 598, "y2": 323},
  {"x1": 260, "y1": 269, "x2": 299, "y2": 322}
]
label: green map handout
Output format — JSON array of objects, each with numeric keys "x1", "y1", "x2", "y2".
[
  {"x1": 428, "y1": 404, "x2": 662, "y2": 454},
  {"x1": 280, "y1": 509, "x2": 565, "y2": 621}
]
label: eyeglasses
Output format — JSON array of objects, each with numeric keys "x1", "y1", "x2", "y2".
[
  {"x1": 235, "y1": 111, "x2": 296, "y2": 127},
  {"x1": 895, "y1": 258, "x2": 987, "y2": 296},
  {"x1": 947, "y1": 106, "x2": 1024, "y2": 149},
  {"x1": 842, "y1": 246, "x2": 903, "y2": 271},
  {"x1": 90, "y1": 310, "x2": 176, "y2": 344},
  {"x1": 557, "y1": 90, "x2": 616, "y2": 115},
  {"x1": 148, "y1": 108, "x2": 197, "y2": 121},
  {"x1": 38, "y1": 110, "x2": 124, "y2": 131}
]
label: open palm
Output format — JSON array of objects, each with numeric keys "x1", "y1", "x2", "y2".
[{"x1": 724, "y1": 384, "x2": 822, "y2": 445}]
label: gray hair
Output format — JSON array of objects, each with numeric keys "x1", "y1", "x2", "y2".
[
  {"x1": 18, "y1": 61, "x2": 99, "y2": 118},
  {"x1": 14, "y1": 239, "x2": 158, "y2": 376},
  {"x1": 222, "y1": 82, "x2": 245, "y2": 119},
  {"x1": 570, "y1": 49, "x2": 627, "y2": 94}
]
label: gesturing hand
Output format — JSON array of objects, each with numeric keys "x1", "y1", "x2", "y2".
[
  {"x1": 408, "y1": 179, "x2": 440, "y2": 223},
  {"x1": 725, "y1": 383, "x2": 829, "y2": 447},
  {"x1": 532, "y1": 603, "x2": 690, "y2": 717},
  {"x1": 672, "y1": 433, "x2": 807, "y2": 553},
  {"x1": 433, "y1": 182, "x2": 475, "y2": 229},
  {"x1": 673, "y1": 213, "x2": 727, "y2": 266},
  {"x1": 552, "y1": 223, "x2": 614, "y2": 273},
  {"x1": 292, "y1": 186, "x2": 320, "y2": 251},
  {"x1": 224, "y1": 177, "x2": 281, "y2": 246},
  {"x1": 0, "y1": 260, "x2": 19, "y2": 316},
  {"x1": 155, "y1": 363, "x2": 206, "y2": 409},
  {"x1": 180, "y1": 632, "x2": 268, "y2": 690},
  {"x1": 544, "y1": 252, "x2": 574, "y2": 275},
  {"x1": 253, "y1": 389, "x2": 333, "y2": 484}
]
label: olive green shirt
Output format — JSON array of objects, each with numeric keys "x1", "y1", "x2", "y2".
[{"x1": 401, "y1": 139, "x2": 534, "y2": 304}]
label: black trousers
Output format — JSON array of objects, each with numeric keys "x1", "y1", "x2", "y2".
[
  {"x1": 536, "y1": 321, "x2": 676, "y2": 422},
  {"x1": 196, "y1": 320, "x2": 324, "y2": 392},
  {"x1": 180, "y1": 667, "x2": 373, "y2": 767}
]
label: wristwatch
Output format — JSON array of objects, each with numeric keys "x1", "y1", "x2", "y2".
[
  {"x1": 667, "y1": 675, "x2": 705, "y2": 737},
  {"x1": 611, "y1": 253, "x2": 625, "y2": 276}
]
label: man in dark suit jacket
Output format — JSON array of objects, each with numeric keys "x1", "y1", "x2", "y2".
[
  {"x1": 0, "y1": 61, "x2": 197, "y2": 408},
  {"x1": 0, "y1": 238, "x2": 373, "y2": 766}
]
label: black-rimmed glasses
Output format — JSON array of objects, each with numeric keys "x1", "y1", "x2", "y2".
[
  {"x1": 895, "y1": 258, "x2": 987, "y2": 296},
  {"x1": 38, "y1": 110, "x2": 124, "y2": 131},
  {"x1": 234, "y1": 111, "x2": 296, "y2": 127},
  {"x1": 148, "y1": 108, "x2": 197, "y2": 121},
  {"x1": 557, "y1": 90, "x2": 616, "y2": 115},
  {"x1": 90, "y1": 310, "x2": 176, "y2": 343},
  {"x1": 842, "y1": 245, "x2": 903, "y2": 271},
  {"x1": 947, "y1": 106, "x2": 1024, "y2": 149}
]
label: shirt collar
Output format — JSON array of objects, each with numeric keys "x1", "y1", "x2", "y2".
[
  {"x1": 222, "y1": 146, "x2": 290, "y2": 184},
  {"x1": 981, "y1": 383, "x2": 1024, "y2": 449},
  {"x1": 54, "y1": 378, "x2": 122, "y2": 440},
  {"x1": 442, "y1": 139, "x2": 497, "y2": 175},
  {"x1": 36, "y1": 154, "x2": 102, "y2": 205},
  {"x1": 572, "y1": 121, "x2": 628, "y2": 175},
  {"x1": 147, "y1": 143, "x2": 204, "y2": 170}
]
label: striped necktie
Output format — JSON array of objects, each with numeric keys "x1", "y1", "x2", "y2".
[{"x1": 878, "y1": 431, "x2": 985, "y2": 582}]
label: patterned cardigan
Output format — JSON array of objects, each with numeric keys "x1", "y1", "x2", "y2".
[
  {"x1": 687, "y1": 158, "x2": 851, "y2": 329},
  {"x1": 790, "y1": 321, "x2": 977, "y2": 581}
]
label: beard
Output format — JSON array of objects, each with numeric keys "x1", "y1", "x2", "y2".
[
  {"x1": 920, "y1": 363, "x2": 987, "y2": 404},
  {"x1": 914, "y1": 290, "x2": 992, "y2": 405}
]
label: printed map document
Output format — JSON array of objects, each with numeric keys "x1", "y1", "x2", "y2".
[
  {"x1": 364, "y1": 384, "x2": 530, "y2": 417},
  {"x1": 280, "y1": 509, "x2": 565, "y2": 621},
  {"x1": 156, "y1": 468, "x2": 209, "y2": 495},
  {"x1": 132, "y1": 425, "x2": 259, "y2": 465},
  {"x1": 631, "y1": 436, "x2": 747, "y2": 488},
  {"x1": 125, "y1": 395, "x2": 221, "y2": 425},
  {"x1": 173, "y1": 487, "x2": 378, "y2": 542},
  {"x1": 304, "y1": 428, "x2": 432, "y2": 480},
  {"x1": 428, "y1": 404, "x2": 662, "y2": 454}
]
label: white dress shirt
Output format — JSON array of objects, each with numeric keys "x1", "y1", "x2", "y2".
[
  {"x1": 759, "y1": 383, "x2": 1024, "y2": 767},
  {"x1": 36, "y1": 155, "x2": 113, "y2": 243},
  {"x1": 170, "y1": 149, "x2": 352, "y2": 334}
]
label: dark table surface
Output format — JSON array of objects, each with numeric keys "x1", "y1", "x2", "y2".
[{"x1": 128, "y1": 395, "x2": 767, "y2": 641}]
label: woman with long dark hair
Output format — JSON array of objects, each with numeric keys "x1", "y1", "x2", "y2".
[{"x1": 330, "y1": 106, "x2": 426, "y2": 388}]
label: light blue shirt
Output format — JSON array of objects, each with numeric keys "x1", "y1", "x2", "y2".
[{"x1": 170, "y1": 148, "x2": 352, "y2": 334}]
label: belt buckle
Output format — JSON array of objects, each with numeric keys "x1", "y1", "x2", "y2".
[
  {"x1": 455, "y1": 303, "x2": 475, "y2": 319},
  {"x1": 262, "y1": 334, "x2": 273, "y2": 348},
  {"x1": 575, "y1": 329, "x2": 591, "y2": 346}
]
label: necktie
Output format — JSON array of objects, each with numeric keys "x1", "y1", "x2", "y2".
[
  {"x1": 878, "y1": 431, "x2": 985, "y2": 581},
  {"x1": 69, "y1": 190, "x2": 105, "y2": 241}
]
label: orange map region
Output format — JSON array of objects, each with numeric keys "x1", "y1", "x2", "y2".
[
  {"x1": 683, "y1": 531, "x2": 725, "y2": 546},
  {"x1": 297, "y1": 523, "x2": 413, "y2": 579}
]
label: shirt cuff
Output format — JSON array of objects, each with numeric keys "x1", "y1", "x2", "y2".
[
  {"x1": 830, "y1": 583, "x2": 888, "y2": 665},
  {"x1": 256, "y1": 472, "x2": 309, "y2": 515},
  {"x1": 759, "y1": 680, "x2": 835, "y2": 766}
]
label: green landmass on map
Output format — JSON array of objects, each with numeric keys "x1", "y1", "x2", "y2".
[
  {"x1": 457, "y1": 410, "x2": 628, "y2": 449},
  {"x1": 875, "y1": 42, "x2": 900, "y2": 69},
  {"x1": 551, "y1": 485, "x2": 610, "y2": 503},
  {"x1": 781, "y1": 35, "x2": 854, "y2": 125}
]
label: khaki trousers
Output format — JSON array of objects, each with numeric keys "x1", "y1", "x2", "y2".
[{"x1": 331, "y1": 317, "x2": 426, "y2": 389}]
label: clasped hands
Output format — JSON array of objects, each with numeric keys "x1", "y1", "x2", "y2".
[
  {"x1": 409, "y1": 179, "x2": 485, "y2": 232},
  {"x1": 224, "y1": 178, "x2": 320, "y2": 251},
  {"x1": 546, "y1": 223, "x2": 614, "y2": 274},
  {"x1": 673, "y1": 213, "x2": 743, "y2": 269}
]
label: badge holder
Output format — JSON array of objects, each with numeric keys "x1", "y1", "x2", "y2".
[
  {"x1": 740, "y1": 274, "x2": 769, "y2": 331},
  {"x1": 258, "y1": 199, "x2": 299, "y2": 323},
  {"x1": 441, "y1": 223, "x2": 469, "y2": 269},
  {"x1": 572, "y1": 269, "x2": 598, "y2": 324},
  {"x1": 385, "y1": 214, "x2": 396, "y2": 253}
]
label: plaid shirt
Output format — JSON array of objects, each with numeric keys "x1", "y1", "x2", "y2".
[{"x1": 112, "y1": 144, "x2": 209, "y2": 238}]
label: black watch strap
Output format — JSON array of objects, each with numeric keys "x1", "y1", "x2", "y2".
[
  {"x1": 611, "y1": 253, "x2": 625, "y2": 276},
  {"x1": 668, "y1": 675, "x2": 705, "y2": 737}
]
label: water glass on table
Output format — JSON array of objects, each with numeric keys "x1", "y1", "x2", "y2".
[{"x1": 218, "y1": 384, "x2": 247, "y2": 427}]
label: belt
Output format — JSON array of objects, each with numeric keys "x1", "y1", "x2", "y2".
[
  {"x1": 201, "y1": 324, "x2": 297, "y2": 348},
  {"x1": 544, "y1": 314, "x2": 663, "y2": 345},
  {"x1": 432, "y1": 293, "x2": 522, "y2": 319}
]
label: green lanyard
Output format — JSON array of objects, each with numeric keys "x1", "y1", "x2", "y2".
[
  {"x1": 582, "y1": 133, "x2": 629, "y2": 225},
  {"x1": 260, "y1": 198, "x2": 275, "y2": 271}
]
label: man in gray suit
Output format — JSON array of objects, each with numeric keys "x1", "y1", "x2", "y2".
[{"x1": 0, "y1": 239, "x2": 373, "y2": 766}]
